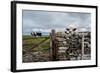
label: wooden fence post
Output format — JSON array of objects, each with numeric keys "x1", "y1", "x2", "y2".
[
  {"x1": 51, "y1": 29, "x2": 58, "y2": 61},
  {"x1": 81, "y1": 33, "x2": 84, "y2": 60}
]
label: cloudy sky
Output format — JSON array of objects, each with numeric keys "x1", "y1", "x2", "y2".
[{"x1": 22, "y1": 10, "x2": 91, "y2": 35}]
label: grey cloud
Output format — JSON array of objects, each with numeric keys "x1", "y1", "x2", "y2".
[{"x1": 22, "y1": 10, "x2": 91, "y2": 35}]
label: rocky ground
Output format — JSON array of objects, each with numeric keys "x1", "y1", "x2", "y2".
[
  {"x1": 23, "y1": 49, "x2": 91, "y2": 63},
  {"x1": 23, "y1": 49, "x2": 51, "y2": 62}
]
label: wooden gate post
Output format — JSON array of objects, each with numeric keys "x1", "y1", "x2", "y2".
[
  {"x1": 81, "y1": 33, "x2": 84, "y2": 60},
  {"x1": 51, "y1": 29, "x2": 58, "y2": 61}
]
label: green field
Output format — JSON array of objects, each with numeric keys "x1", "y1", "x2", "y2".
[{"x1": 23, "y1": 35, "x2": 50, "y2": 51}]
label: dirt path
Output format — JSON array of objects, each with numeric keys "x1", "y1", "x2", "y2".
[{"x1": 31, "y1": 37, "x2": 49, "y2": 49}]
